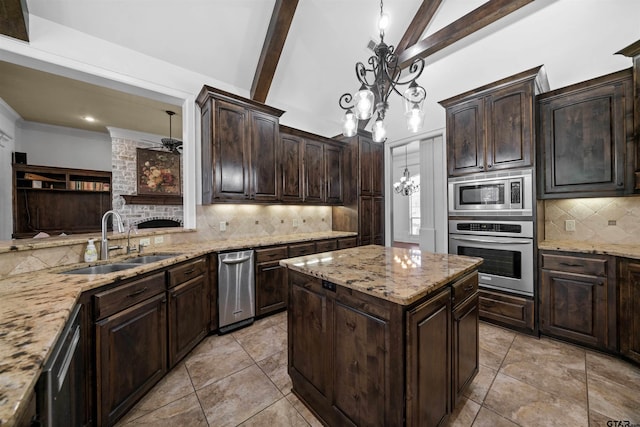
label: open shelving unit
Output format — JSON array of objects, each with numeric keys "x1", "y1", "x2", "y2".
[{"x1": 12, "y1": 164, "x2": 112, "y2": 238}]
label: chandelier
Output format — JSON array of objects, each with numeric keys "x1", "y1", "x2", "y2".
[
  {"x1": 339, "y1": 0, "x2": 426, "y2": 143},
  {"x1": 394, "y1": 146, "x2": 419, "y2": 196}
]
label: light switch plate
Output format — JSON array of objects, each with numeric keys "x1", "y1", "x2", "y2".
[
  {"x1": 220, "y1": 221, "x2": 227, "y2": 231},
  {"x1": 154, "y1": 236, "x2": 164, "y2": 244},
  {"x1": 139, "y1": 237, "x2": 151, "y2": 246},
  {"x1": 293, "y1": 219, "x2": 299, "y2": 227},
  {"x1": 565, "y1": 220, "x2": 576, "y2": 232}
]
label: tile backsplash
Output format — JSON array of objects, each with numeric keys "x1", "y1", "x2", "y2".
[{"x1": 544, "y1": 197, "x2": 640, "y2": 244}]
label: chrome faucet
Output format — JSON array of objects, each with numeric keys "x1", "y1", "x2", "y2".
[{"x1": 101, "y1": 210, "x2": 125, "y2": 260}]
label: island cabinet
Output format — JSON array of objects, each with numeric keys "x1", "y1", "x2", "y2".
[
  {"x1": 619, "y1": 258, "x2": 640, "y2": 364},
  {"x1": 167, "y1": 257, "x2": 209, "y2": 368},
  {"x1": 539, "y1": 251, "x2": 617, "y2": 351},
  {"x1": 285, "y1": 253, "x2": 481, "y2": 427},
  {"x1": 439, "y1": 66, "x2": 548, "y2": 177},
  {"x1": 197, "y1": 85, "x2": 285, "y2": 203},
  {"x1": 537, "y1": 68, "x2": 634, "y2": 198},
  {"x1": 94, "y1": 272, "x2": 167, "y2": 427}
]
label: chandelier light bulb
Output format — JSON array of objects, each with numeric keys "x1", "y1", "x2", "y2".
[
  {"x1": 406, "y1": 105, "x2": 424, "y2": 133},
  {"x1": 354, "y1": 88, "x2": 374, "y2": 120},
  {"x1": 372, "y1": 118, "x2": 386, "y2": 142},
  {"x1": 342, "y1": 109, "x2": 357, "y2": 137},
  {"x1": 378, "y1": 12, "x2": 390, "y2": 34}
]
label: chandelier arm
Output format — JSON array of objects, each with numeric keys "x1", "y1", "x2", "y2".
[
  {"x1": 390, "y1": 58, "x2": 427, "y2": 89},
  {"x1": 355, "y1": 61, "x2": 377, "y2": 88},
  {"x1": 339, "y1": 93, "x2": 354, "y2": 111}
]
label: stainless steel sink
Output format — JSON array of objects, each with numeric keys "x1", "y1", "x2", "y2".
[
  {"x1": 124, "y1": 254, "x2": 181, "y2": 264},
  {"x1": 62, "y1": 263, "x2": 138, "y2": 275}
]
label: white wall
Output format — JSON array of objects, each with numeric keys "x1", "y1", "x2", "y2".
[
  {"x1": 0, "y1": 99, "x2": 19, "y2": 240},
  {"x1": 16, "y1": 121, "x2": 112, "y2": 171},
  {"x1": 391, "y1": 151, "x2": 420, "y2": 244}
]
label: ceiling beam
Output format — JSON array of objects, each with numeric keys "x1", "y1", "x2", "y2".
[
  {"x1": 0, "y1": 0, "x2": 29, "y2": 42},
  {"x1": 395, "y1": 0, "x2": 443, "y2": 56},
  {"x1": 397, "y1": 0, "x2": 534, "y2": 69},
  {"x1": 250, "y1": 0, "x2": 299, "y2": 103}
]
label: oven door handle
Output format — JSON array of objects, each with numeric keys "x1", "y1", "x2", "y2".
[{"x1": 450, "y1": 236, "x2": 532, "y2": 245}]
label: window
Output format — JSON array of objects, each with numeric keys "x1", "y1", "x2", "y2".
[{"x1": 409, "y1": 174, "x2": 420, "y2": 236}]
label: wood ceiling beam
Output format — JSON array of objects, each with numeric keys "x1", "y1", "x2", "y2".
[
  {"x1": 397, "y1": 0, "x2": 534, "y2": 69},
  {"x1": 395, "y1": 0, "x2": 443, "y2": 56},
  {"x1": 0, "y1": 0, "x2": 29, "y2": 42},
  {"x1": 250, "y1": 0, "x2": 299, "y2": 103}
]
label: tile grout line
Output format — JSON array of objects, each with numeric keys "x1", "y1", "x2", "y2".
[{"x1": 183, "y1": 360, "x2": 212, "y2": 427}]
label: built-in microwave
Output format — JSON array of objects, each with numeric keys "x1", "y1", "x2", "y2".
[{"x1": 448, "y1": 168, "x2": 532, "y2": 216}]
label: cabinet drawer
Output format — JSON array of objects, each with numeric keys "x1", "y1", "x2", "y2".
[
  {"x1": 256, "y1": 246, "x2": 288, "y2": 263},
  {"x1": 452, "y1": 272, "x2": 478, "y2": 308},
  {"x1": 168, "y1": 258, "x2": 207, "y2": 288},
  {"x1": 94, "y1": 272, "x2": 166, "y2": 320},
  {"x1": 337, "y1": 237, "x2": 358, "y2": 249},
  {"x1": 315, "y1": 239, "x2": 338, "y2": 253},
  {"x1": 288, "y1": 242, "x2": 316, "y2": 257},
  {"x1": 479, "y1": 289, "x2": 534, "y2": 333},
  {"x1": 541, "y1": 253, "x2": 608, "y2": 276}
]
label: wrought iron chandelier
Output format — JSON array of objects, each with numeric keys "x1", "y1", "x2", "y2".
[
  {"x1": 394, "y1": 145, "x2": 419, "y2": 196},
  {"x1": 339, "y1": 0, "x2": 427, "y2": 143}
]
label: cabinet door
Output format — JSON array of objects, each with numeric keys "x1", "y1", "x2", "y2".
[
  {"x1": 281, "y1": 133, "x2": 304, "y2": 202},
  {"x1": 373, "y1": 196, "x2": 384, "y2": 245},
  {"x1": 250, "y1": 111, "x2": 280, "y2": 201},
  {"x1": 370, "y1": 140, "x2": 384, "y2": 196},
  {"x1": 452, "y1": 293, "x2": 479, "y2": 407},
  {"x1": 406, "y1": 287, "x2": 451, "y2": 427},
  {"x1": 539, "y1": 269, "x2": 608, "y2": 348},
  {"x1": 168, "y1": 275, "x2": 209, "y2": 367},
  {"x1": 256, "y1": 260, "x2": 287, "y2": 316},
  {"x1": 446, "y1": 98, "x2": 485, "y2": 176},
  {"x1": 214, "y1": 100, "x2": 250, "y2": 200},
  {"x1": 538, "y1": 74, "x2": 631, "y2": 197},
  {"x1": 96, "y1": 293, "x2": 167, "y2": 426},
  {"x1": 332, "y1": 301, "x2": 389, "y2": 426},
  {"x1": 325, "y1": 144, "x2": 343, "y2": 204},
  {"x1": 359, "y1": 196, "x2": 373, "y2": 245},
  {"x1": 304, "y1": 140, "x2": 325, "y2": 202},
  {"x1": 485, "y1": 82, "x2": 533, "y2": 171},
  {"x1": 619, "y1": 259, "x2": 640, "y2": 364},
  {"x1": 288, "y1": 272, "x2": 333, "y2": 414},
  {"x1": 359, "y1": 137, "x2": 373, "y2": 195}
]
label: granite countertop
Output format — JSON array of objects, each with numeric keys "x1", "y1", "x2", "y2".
[
  {"x1": 280, "y1": 245, "x2": 483, "y2": 305},
  {"x1": 0, "y1": 230, "x2": 355, "y2": 427},
  {"x1": 539, "y1": 240, "x2": 640, "y2": 260}
]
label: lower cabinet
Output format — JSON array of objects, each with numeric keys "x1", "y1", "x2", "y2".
[
  {"x1": 451, "y1": 274, "x2": 479, "y2": 408},
  {"x1": 94, "y1": 272, "x2": 167, "y2": 427},
  {"x1": 255, "y1": 246, "x2": 288, "y2": 317},
  {"x1": 167, "y1": 258, "x2": 209, "y2": 367},
  {"x1": 619, "y1": 258, "x2": 640, "y2": 364},
  {"x1": 478, "y1": 289, "x2": 535, "y2": 334},
  {"x1": 539, "y1": 251, "x2": 617, "y2": 351}
]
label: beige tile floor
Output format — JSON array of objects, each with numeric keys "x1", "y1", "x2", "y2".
[{"x1": 116, "y1": 311, "x2": 640, "y2": 427}]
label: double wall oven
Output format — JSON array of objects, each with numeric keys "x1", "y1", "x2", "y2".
[{"x1": 448, "y1": 169, "x2": 534, "y2": 297}]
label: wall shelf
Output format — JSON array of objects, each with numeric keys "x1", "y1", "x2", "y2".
[{"x1": 122, "y1": 194, "x2": 183, "y2": 205}]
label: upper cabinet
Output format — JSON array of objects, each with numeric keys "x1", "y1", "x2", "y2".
[
  {"x1": 616, "y1": 40, "x2": 640, "y2": 193},
  {"x1": 197, "y1": 86, "x2": 284, "y2": 203},
  {"x1": 440, "y1": 66, "x2": 549, "y2": 177},
  {"x1": 537, "y1": 69, "x2": 634, "y2": 199}
]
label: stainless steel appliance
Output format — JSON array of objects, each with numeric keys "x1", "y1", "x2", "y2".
[
  {"x1": 218, "y1": 250, "x2": 255, "y2": 333},
  {"x1": 36, "y1": 304, "x2": 84, "y2": 427},
  {"x1": 449, "y1": 220, "x2": 534, "y2": 296},
  {"x1": 448, "y1": 168, "x2": 532, "y2": 216}
]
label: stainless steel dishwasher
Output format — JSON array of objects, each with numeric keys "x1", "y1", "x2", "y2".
[{"x1": 218, "y1": 250, "x2": 255, "y2": 333}]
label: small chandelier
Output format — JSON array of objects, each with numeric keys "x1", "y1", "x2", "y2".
[
  {"x1": 394, "y1": 146, "x2": 419, "y2": 196},
  {"x1": 339, "y1": 0, "x2": 426, "y2": 142}
]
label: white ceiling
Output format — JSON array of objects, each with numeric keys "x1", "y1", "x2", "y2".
[{"x1": 2, "y1": 0, "x2": 640, "y2": 143}]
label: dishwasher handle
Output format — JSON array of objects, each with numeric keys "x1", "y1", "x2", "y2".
[{"x1": 221, "y1": 256, "x2": 252, "y2": 265}]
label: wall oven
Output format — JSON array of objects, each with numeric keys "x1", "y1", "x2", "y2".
[
  {"x1": 448, "y1": 220, "x2": 534, "y2": 296},
  {"x1": 448, "y1": 168, "x2": 532, "y2": 216}
]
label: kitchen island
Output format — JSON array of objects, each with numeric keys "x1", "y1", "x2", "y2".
[{"x1": 280, "y1": 245, "x2": 483, "y2": 427}]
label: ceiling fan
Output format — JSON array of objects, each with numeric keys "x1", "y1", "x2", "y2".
[{"x1": 141, "y1": 110, "x2": 183, "y2": 154}]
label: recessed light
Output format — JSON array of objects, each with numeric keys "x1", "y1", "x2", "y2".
[{"x1": 83, "y1": 116, "x2": 96, "y2": 122}]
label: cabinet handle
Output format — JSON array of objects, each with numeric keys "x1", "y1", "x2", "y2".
[
  {"x1": 127, "y1": 287, "x2": 148, "y2": 297},
  {"x1": 618, "y1": 182, "x2": 624, "y2": 187},
  {"x1": 261, "y1": 265, "x2": 281, "y2": 272},
  {"x1": 560, "y1": 262, "x2": 583, "y2": 267},
  {"x1": 463, "y1": 284, "x2": 474, "y2": 291},
  {"x1": 487, "y1": 164, "x2": 492, "y2": 168},
  {"x1": 184, "y1": 268, "x2": 195, "y2": 275}
]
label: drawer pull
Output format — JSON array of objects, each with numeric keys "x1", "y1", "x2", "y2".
[
  {"x1": 463, "y1": 284, "x2": 475, "y2": 291},
  {"x1": 261, "y1": 265, "x2": 281, "y2": 272},
  {"x1": 560, "y1": 262, "x2": 583, "y2": 267},
  {"x1": 184, "y1": 268, "x2": 196, "y2": 274},
  {"x1": 127, "y1": 287, "x2": 148, "y2": 297}
]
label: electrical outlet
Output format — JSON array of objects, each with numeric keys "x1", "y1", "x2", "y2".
[
  {"x1": 139, "y1": 237, "x2": 151, "y2": 246},
  {"x1": 565, "y1": 220, "x2": 576, "y2": 232},
  {"x1": 220, "y1": 221, "x2": 227, "y2": 231},
  {"x1": 293, "y1": 219, "x2": 299, "y2": 227},
  {"x1": 154, "y1": 236, "x2": 164, "y2": 244}
]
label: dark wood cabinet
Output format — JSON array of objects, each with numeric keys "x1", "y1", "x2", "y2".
[
  {"x1": 12, "y1": 164, "x2": 112, "y2": 238},
  {"x1": 337, "y1": 236, "x2": 358, "y2": 249},
  {"x1": 616, "y1": 40, "x2": 640, "y2": 192},
  {"x1": 255, "y1": 246, "x2": 288, "y2": 317},
  {"x1": 359, "y1": 195, "x2": 384, "y2": 245},
  {"x1": 478, "y1": 289, "x2": 535, "y2": 334},
  {"x1": 440, "y1": 66, "x2": 547, "y2": 177},
  {"x1": 94, "y1": 272, "x2": 167, "y2": 427},
  {"x1": 619, "y1": 258, "x2": 640, "y2": 364},
  {"x1": 209, "y1": 253, "x2": 218, "y2": 332},
  {"x1": 406, "y1": 288, "x2": 452, "y2": 427},
  {"x1": 325, "y1": 143, "x2": 343, "y2": 204},
  {"x1": 315, "y1": 239, "x2": 337, "y2": 253},
  {"x1": 197, "y1": 85, "x2": 284, "y2": 203},
  {"x1": 303, "y1": 139, "x2": 325, "y2": 203},
  {"x1": 167, "y1": 258, "x2": 209, "y2": 367},
  {"x1": 537, "y1": 68, "x2": 634, "y2": 198},
  {"x1": 539, "y1": 251, "x2": 617, "y2": 351},
  {"x1": 280, "y1": 132, "x2": 304, "y2": 202}
]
